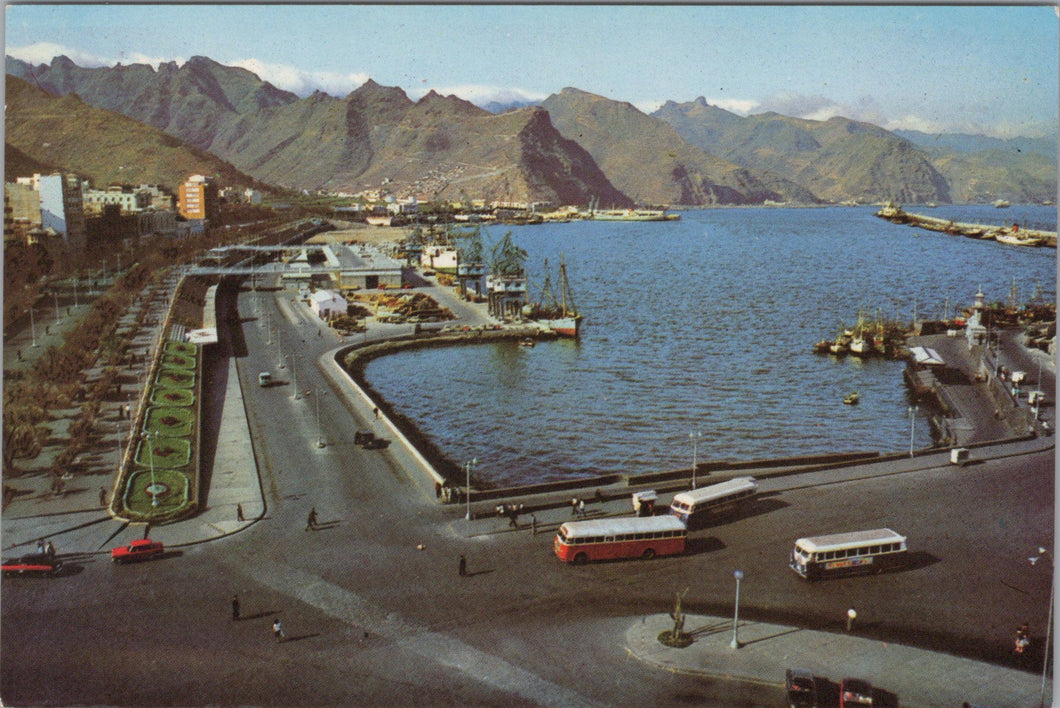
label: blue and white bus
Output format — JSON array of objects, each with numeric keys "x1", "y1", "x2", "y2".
[
  {"x1": 669, "y1": 477, "x2": 758, "y2": 528},
  {"x1": 790, "y1": 528, "x2": 908, "y2": 580}
]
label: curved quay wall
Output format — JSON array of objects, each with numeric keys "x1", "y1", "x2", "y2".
[{"x1": 323, "y1": 327, "x2": 1048, "y2": 510}]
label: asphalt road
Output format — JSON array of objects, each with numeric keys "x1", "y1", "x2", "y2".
[{"x1": 1, "y1": 277, "x2": 1052, "y2": 707}]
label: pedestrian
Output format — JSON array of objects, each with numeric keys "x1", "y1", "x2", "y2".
[
  {"x1": 272, "y1": 619, "x2": 285, "y2": 642},
  {"x1": 508, "y1": 508, "x2": 519, "y2": 529},
  {"x1": 16, "y1": 349, "x2": 21, "y2": 361},
  {"x1": 531, "y1": 514, "x2": 538, "y2": 535},
  {"x1": 45, "y1": 541, "x2": 55, "y2": 557},
  {"x1": 37, "y1": 539, "x2": 45, "y2": 554},
  {"x1": 459, "y1": 554, "x2": 467, "y2": 577},
  {"x1": 99, "y1": 487, "x2": 108, "y2": 507},
  {"x1": 571, "y1": 497, "x2": 578, "y2": 516},
  {"x1": 435, "y1": 482, "x2": 442, "y2": 499},
  {"x1": 237, "y1": 503, "x2": 245, "y2": 522},
  {"x1": 306, "y1": 507, "x2": 318, "y2": 531},
  {"x1": 578, "y1": 499, "x2": 585, "y2": 517},
  {"x1": 373, "y1": 406, "x2": 379, "y2": 419},
  {"x1": 595, "y1": 489, "x2": 604, "y2": 504},
  {"x1": 232, "y1": 595, "x2": 241, "y2": 621}
]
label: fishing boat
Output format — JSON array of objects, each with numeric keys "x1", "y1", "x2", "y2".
[
  {"x1": 994, "y1": 199, "x2": 1011, "y2": 208},
  {"x1": 843, "y1": 391, "x2": 860, "y2": 405},
  {"x1": 526, "y1": 257, "x2": 582, "y2": 338},
  {"x1": 848, "y1": 311, "x2": 871, "y2": 357}
]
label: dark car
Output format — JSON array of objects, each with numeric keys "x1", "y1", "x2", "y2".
[
  {"x1": 785, "y1": 668, "x2": 818, "y2": 708},
  {"x1": 2, "y1": 553, "x2": 62, "y2": 577},
  {"x1": 839, "y1": 677, "x2": 873, "y2": 707},
  {"x1": 111, "y1": 538, "x2": 165, "y2": 563}
]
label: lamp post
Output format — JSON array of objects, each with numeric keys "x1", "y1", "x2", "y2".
[
  {"x1": 1030, "y1": 545, "x2": 1053, "y2": 708},
  {"x1": 142, "y1": 431, "x2": 158, "y2": 507},
  {"x1": 290, "y1": 357, "x2": 299, "y2": 400},
  {"x1": 689, "y1": 432, "x2": 702, "y2": 489},
  {"x1": 464, "y1": 458, "x2": 477, "y2": 520},
  {"x1": 315, "y1": 389, "x2": 325, "y2": 448},
  {"x1": 908, "y1": 405, "x2": 918, "y2": 458},
  {"x1": 730, "y1": 569, "x2": 744, "y2": 649},
  {"x1": 26, "y1": 306, "x2": 38, "y2": 347}
]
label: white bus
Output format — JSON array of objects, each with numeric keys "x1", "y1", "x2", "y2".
[
  {"x1": 669, "y1": 476, "x2": 758, "y2": 528},
  {"x1": 554, "y1": 515, "x2": 687, "y2": 564},
  {"x1": 789, "y1": 528, "x2": 908, "y2": 580}
]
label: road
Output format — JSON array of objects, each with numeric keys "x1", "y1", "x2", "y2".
[{"x1": 1, "y1": 275, "x2": 1053, "y2": 706}]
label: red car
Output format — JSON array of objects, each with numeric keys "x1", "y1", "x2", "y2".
[
  {"x1": 2, "y1": 553, "x2": 62, "y2": 577},
  {"x1": 111, "y1": 539, "x2": 165, "y2": 564},
  {"x1": 839, "y1": 678, "x2": 874, "y2": 707}
]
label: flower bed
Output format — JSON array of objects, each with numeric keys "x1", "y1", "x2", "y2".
[
  {"x1": 123, "y1": 467, "x2": 190, "y2": 519},
  {"x1": 146, "y1": 406, "x2": 195, "y2": 437},
  {"x1": 150, "y1": 387, "x2": 195, "y2": 407},
  {"x1": 157, "y1": 369, "x2": 194, "y2": 388},
  {"x1": 161, "y1": 353, "x2": 196, "y2": 370},
  {"x1": 165, "y1": 341, "x2": 198, "y2": 358},
  {"x1": 135, "y1": 435, "x2": 191, "y2": 468}
]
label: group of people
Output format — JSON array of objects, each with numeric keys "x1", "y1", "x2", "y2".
[
  {"x1": 36, "y1": 539, "x2": 56, "y2": 557},
  {"x1": 496, "y1": 502, "x2": 526, "y2": 529}
]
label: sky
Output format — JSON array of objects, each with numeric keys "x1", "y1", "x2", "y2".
[{"x1": 4, "y1": 3, "x2": 1058, "y2": 139}]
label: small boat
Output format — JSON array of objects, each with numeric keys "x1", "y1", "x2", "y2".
[
  {"x1": 519, "y1": 338, "x2": 536, "y2": 348},
  {"x1": 813, "y1": 340, "x2": 832, "y2": 354},
  {"x1": 994, "y1": 199, "x2": 1011, "y2": 208},
  {"x1": 843, "y1": 392, "x2": 860, "y2": 405}
]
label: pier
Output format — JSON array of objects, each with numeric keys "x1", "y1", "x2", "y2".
[{"x1": 875, "y1": 203, "x2": 1057, "y2": 248}]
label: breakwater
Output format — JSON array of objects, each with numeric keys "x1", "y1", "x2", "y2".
[{"x1": 875, "y1": 204, "x2": 1057, "y2": 247}]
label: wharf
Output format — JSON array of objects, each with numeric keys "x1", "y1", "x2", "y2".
[{"x1": 875, "y1": 204, "x2": 1057, "y2": 247}]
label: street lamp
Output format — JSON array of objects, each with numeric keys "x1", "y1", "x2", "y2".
[
  {"x1": 689, "y1": 432, "x2": 702, "y2": 490},
  {"x1": 290, "y1": 357, "x2": 300, "y2": 399},
  {"x1": 908, "y1": 405, "x2": 918, "y2": 457},
  {"x1": 315, "y1": 390, "x2": 326, "y2": 448},
  {"x1": 142, "y1": 431, "x2": 158, "y2": 507},
  {"x1": 27, "y1": 306, "x2": 37, "y2": 347},
  {"x1": 730, "y1": 569, "x2": 744, "y2": 649},
  {"x1": 464, "y1": 458, "x2": 478, "y2": 520},
  {"x1": 1029, "y1": 545, "x2": 1053, "y2": 708}
]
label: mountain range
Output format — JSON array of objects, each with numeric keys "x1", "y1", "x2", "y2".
[{"x1": 6, "y1": 55, "x2": 1056, "y2": 207}]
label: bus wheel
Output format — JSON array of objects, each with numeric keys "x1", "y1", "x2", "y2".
[
  {"x1": 642, "y1": 548, "x2": 656, "y2": 560},
  {"x1": 573, "y1": 553, "x2": 588, "y2": 565}
]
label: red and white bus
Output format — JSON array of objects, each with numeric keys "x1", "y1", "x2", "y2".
[
  {"x1": 554, "y1": 515, "x2": 688, "y2": 564},
  {"x1": 789, "y1": 528, "x2": 908, "y2": 580}
]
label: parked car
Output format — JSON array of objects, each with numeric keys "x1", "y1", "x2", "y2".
[
  {"x1": 839, "y1": 677, "x2": 873, "y2": 707},
  {"x1": 111, "y1": 538, "x2": 165, "y2": 564},
  {"x1": 2, "y1": 553, "x2": 62, "y2": 577},
  {"x1": 785, "y1": 668, "x2": 818, "y2": 708}
]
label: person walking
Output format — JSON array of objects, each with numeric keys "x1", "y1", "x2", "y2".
[
  {"x1": 99, "y1": 487, "x2": 108, "y2": 507},
  {"x1": 531, "y1": 514, "x2": 538, "y2": 536},
  {"x1": 272, "y1": 619, "x2": 285, "y2": 642},
  {"x1": 458, "y1": 554, "x2": 467, "y2": 577},
  {"x1": 231, "y1": 595, "x2": 241, "y2": 621},
  {"x1": 305, "y1": 507, "x2": 317, "y2": 531},
  {"x1": 571, "y1": 497, "x2": 578, "y2": 516},
  {"x1": 237, "y1": 503, "x2": 245, "y2": 522},
  {"x1": 578, "y1": 499, "x2": 586, "y2": 517}
]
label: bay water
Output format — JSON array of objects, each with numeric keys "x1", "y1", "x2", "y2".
[{"x1": 365, "y1": 206, "x2": 1057, "y2": 487}]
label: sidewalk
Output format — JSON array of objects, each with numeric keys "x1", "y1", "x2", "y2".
[{"x1": 626, "y1": 613, "x2": 1049, "y2": 708}]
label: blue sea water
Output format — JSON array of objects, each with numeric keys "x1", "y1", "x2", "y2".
[{"x1": 365, "y1": 206, "x2": 1057, "y2": 487}]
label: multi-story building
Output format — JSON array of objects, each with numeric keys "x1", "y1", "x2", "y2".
[
  {"x1": 83, "y1": 185, "x2": 151, "y2": 214},
  {"x1": 38, "y1": 173, "x2": 87, "y2": 254},
  {"x1": 178, "y1": 174, "x2": 219, "y2": 221}
]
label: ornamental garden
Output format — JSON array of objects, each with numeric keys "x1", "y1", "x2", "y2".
[{"x1": 114, "y1": 338, "x2": 201, "y2": 523}]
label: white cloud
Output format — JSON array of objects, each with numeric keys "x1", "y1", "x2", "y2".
[
  {"x1": 409, "y1": 84, "x2": 548, "y2": 107},
  {"x1": 228, "y1": 58, "x2": 368, "y2": 97},
  {"x1": 709, "y1": 98, "x2": 761, "y2": 115},
  {"x1": 7, "y1": 42, "x2": 185, "y2": 69}
]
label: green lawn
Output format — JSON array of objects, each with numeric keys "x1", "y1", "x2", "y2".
[
  {"x1": 150, "y1": 387, "x2": 195, "y2": 407},
  {"x1": 135, "y1": 435, "x2": 191, "y2": 468}
]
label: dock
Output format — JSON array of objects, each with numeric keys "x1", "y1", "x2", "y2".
[{"x1": 875, "y1": 203, "x2": 1056, "y2": 248}]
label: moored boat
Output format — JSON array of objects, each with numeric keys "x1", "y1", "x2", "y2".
[
  {"x1": 843, "y1": 391, "x2": 860, "y2": 405},
  {"x1": 527, "y1": 257, "x2": 582, "y2": 338}
]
